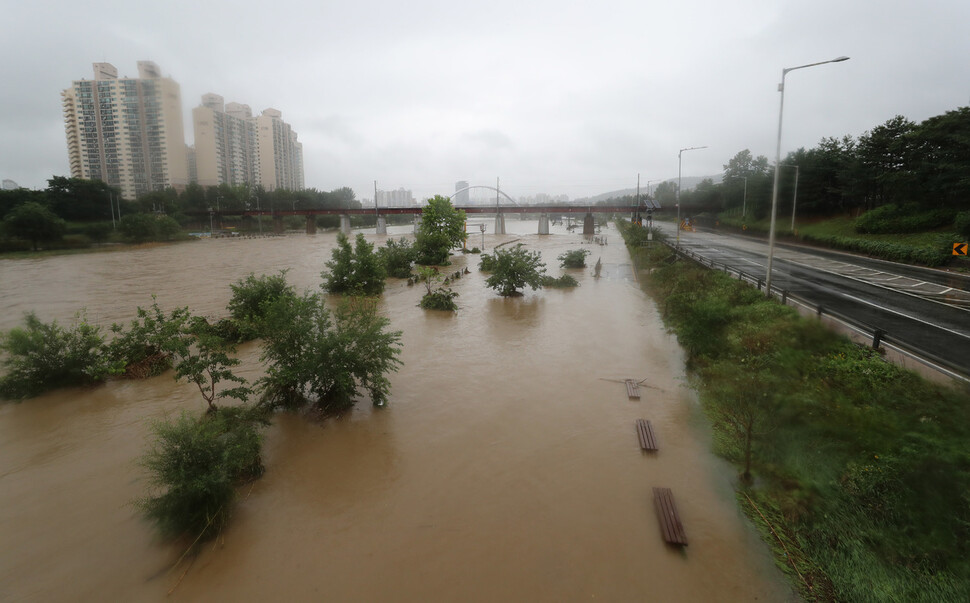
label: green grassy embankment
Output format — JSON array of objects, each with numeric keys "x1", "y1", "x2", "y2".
[
  {"x1": 715, "y1": 213, "x2": 966, "y2": 269},
  {"x1": 619, "y1": 220, "x2": 970, "y2": 602}
]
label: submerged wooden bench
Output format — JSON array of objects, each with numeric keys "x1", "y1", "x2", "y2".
[
  {"x1": 653, "y1": 487, "x2": 688, "y2": 546},
  {"x1": 635, "y1": 419, "x2": 658, "y2": 451},
  {"x1": 625, "y1": 379, "x2": 641, "y2": 399}
]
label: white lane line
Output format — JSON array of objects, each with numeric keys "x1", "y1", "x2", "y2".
[{"x1": 841, "y1": 293, "x2": 970, "y2": 338}]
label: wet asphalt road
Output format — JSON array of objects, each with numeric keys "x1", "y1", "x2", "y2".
[{"x1": 652, "y1": 224, "x2": 970, "y2": 378}]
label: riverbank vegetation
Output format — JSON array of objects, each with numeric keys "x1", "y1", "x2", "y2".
[
  {"x1": 0, "y1": 266, "x2": 404, "y2": 548},
  {"x1": 0, "y1": 176, "x2": 365, "y2": 255},
  {"x1": 619, "y1": 220, "x2": 970, "y2": 602}
]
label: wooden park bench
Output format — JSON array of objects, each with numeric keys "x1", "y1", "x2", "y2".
[
  {"x1": 635, "y1": 419, "x2": 658, "y2": 451},
  {"x1": 653, "y1": 487, "x2": 688, "y2": 546},
  {"x1": 625, "y1": 379, "x2": 641, "y2": 399}
]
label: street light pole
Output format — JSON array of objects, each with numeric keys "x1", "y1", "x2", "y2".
[
  {"x1": 782, "y1": 164, "x2": 800, "y2": 232},
  {"x1": 765, "y1": 56, "x2": 849, "y2": 295},
  {"x1": 677, "y1": 146, "x2": 707, "y2": 246}
]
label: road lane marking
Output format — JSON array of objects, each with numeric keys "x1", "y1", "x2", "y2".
[{"x1": 840, "y1": 293, "x2": 970, "y2": 338}]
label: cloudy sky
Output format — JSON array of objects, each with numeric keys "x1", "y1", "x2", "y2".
[{"x1": 2, "y1": 0, "x2": 968, "y2": 201}]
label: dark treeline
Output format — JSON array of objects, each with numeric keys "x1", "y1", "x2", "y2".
[
  {"x1": 0, "y1": 177, "x2": 362, "y2": 223},
  {"x1": 610, "y1": 106, "x2": 970, "y2": 221},
  {"x1": 0, "y1": 178, "x2": 383, "y2": 250}
]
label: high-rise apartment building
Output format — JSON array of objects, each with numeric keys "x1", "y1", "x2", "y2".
[
  {"x1": 193, "y1": 98, "x2": 304, "y2": 192},
  {"x1": 376, "y1": 188, "x2": 414, "y2": 206},
  {"x1": 62, "y1": 62, "x2": 188, "y2": 200},
  {"x1": 455, "y1": 181, "x2": 469, "y2": 205},
  {"x1": 255, "y1": 108, "x2": 304, "y2": 192}
]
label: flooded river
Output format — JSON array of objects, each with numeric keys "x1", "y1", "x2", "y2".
[{"x1": 0, "y1": 221, "x2": 793, "y2": 601}]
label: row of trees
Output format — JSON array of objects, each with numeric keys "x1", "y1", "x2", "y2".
[
  {"x1": 642, "y1": 106, "x2": 970, "y2": 220},
  {"x1": 0, "y1": 177, "x2": 361, "y2": 223},
  {"x1": 0, "y1": 177, "x2": 367, "y2": 251}
]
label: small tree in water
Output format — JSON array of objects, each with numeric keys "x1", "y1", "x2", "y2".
[
  {"x1": 485, "y1": 244, "x2": 547, "y2": 296},
  {"x1": 259, "y1": 292, "x2": 403, "y2": 413},
  {"x1": 416, "y1": 266, "x2": 459, "y2": 311},
  {"x1": 322, "y1": 232, "x2": 387, "y2": 296}
]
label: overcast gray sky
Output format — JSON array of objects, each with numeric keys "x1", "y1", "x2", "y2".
[{"x1": 2, "y1": 0, "x2": 968, "y2": 201}]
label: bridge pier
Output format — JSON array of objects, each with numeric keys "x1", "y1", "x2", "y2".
[
  {"x1": 538, "y1": 213, "x2": 549, "y2": 235},
  {"x1": 413, "y1": 215, "x2": 420, "y2": 233},
  {"x1": 494, "y1": 212, "x2": 506, "y2": 235},
  {"x1": 306, "y1": 215, "x2": 317, "y2": 234},
  {"x1": 583, "y1": 212, "x2": 595, "y2": 236},
  {"x1": 340, "y1": 214, "x2": 352, "y2": 235},
  {"x1": 376, "y1": 215, "x2": 387, "y2": 235},
  {"x1": 273, "y1": 216, "x2": 284, "y2": 234}
]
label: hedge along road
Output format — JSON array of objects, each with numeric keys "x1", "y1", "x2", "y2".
[
  {"x1": 655, "y1": 223, "x2": 970, "y2": 380},
  {"x1": 0, "y1": 220, "x2": 792, "y2": 601}
]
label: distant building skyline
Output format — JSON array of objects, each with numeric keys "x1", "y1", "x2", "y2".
[
  {"x1": 62, "y1": 61, "x2": 305, "y2": 200},
  {"x1": 375, "y1": 187, "x2": 414, "y2": 206}
]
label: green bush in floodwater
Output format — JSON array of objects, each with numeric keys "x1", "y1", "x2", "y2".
[
  {"x1": 557, "y1": 248, "x2": 590, "y2": 269},
  {"x1": 226, "y1": 270, "x2": 296, "y2": 340},
  {"x1": 138, "y1": 406, "x2": 266, "y2": 542},
  {"x1": 0, "y1": 312, "x2": 120, "y2": 400}
]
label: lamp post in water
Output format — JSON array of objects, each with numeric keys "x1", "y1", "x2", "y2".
[
  {"x1": 765, "y1": 56, "x2": 849, "y2": 295},
  {"x1": 677, "y1": 146, "x2": 707, "y2": 246}
]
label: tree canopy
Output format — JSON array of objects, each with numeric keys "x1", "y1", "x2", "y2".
[
  {"x1": 2, "y1": 201, "x2": 66, "y2": 250},
  {"x1": 484, "y1": 244, "x2": 547, "y2": 296},
  {"x1": 415, "y1": 195, "x2": 467, "y2": 265}
]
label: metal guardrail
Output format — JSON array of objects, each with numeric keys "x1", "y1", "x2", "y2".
[{"x1": 662, "y1": 241, "x2": 970, "y2": 385}]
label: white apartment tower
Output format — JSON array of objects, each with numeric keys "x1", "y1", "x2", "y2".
[
  {"x1": 255, "y1": 108, "x2": 304, "y2": 192},
  {"x1": 192, "y1": 94, "x2": 258, "y2": 188},
  {"x1": 62, "y1": 62, "x2": 189, "y2": 200},
  {"x1": 193, "y1": 99, "x2": 304, "y2": 192}
]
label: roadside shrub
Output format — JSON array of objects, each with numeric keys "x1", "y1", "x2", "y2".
[
  {"x1": 138, "y1": 406, "x2": 266, "y2": 543},
  {"x1": 376, "y1": 237, "x2": 417, "y2": 279},
  {"x1": 227, "y1": 271, "x2": 295, "y2": 339},
  {"x1": 799, "y1": 232, "x2": 955, "y2": 267},
  {"x1": 956, "y1": 211, "x2": 970, "y2": 239},
  {"x1": 856, "y1": 204, "x2": 956, "y2": 234},
  {"x1": 0, "y1": 312, "x2": 120, "y2": 400},
  {"x1": 558, "y1": 248, "x2": 590, "y2": 268}
]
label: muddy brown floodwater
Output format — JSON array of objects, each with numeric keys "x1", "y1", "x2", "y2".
[{"x1": 0, "y1": 221, "x2": 794, "y2": 602}]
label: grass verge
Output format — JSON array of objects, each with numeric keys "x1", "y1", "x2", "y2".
[{"x1": 619, "y1": 219, "x2": 970, "y2": 602}]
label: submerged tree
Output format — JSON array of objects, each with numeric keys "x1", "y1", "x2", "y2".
[
  {"x1": 485, "y1": 244, "x2": 547, "y2": 296},
  {"x1": 322, "y1": 232, "x2": 387, "y2": 296},
  {"x1": 415, "y1": 195, "x2": 467, "y2": 265},
  {"x1": 259, "y1": 292, "x2": 402, "y2": 413},
  {"x1": 0, "y1": 311, "x2": 119, "y2": 399},
  {"x1": 416, "y1": 266, "x2": 458, "y2": 311}
]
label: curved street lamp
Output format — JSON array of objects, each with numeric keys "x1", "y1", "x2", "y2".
[{"x1": 764, "y1": 56, "x2": 849, "y2": 295}]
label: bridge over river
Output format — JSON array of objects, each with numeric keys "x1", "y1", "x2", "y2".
[{"x1": 192, "y1": 204, "x2": 654, "y2": 236}]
